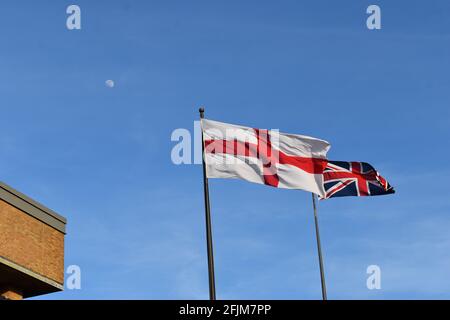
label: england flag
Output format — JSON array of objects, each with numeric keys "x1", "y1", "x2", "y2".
[{"x1": 201, "y1": 119, "x2": 331, "y2": 197}]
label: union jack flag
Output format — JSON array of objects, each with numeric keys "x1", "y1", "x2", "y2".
[{"x1": 321, "y1": 161, "x2": 395, "y2": 199}]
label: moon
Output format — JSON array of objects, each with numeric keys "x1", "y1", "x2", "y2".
[{"x1": 105, "y1": 80, "x2": 115, "y2": 88}]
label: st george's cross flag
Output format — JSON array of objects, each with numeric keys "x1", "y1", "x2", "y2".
[
  {"x1": 201, "y1": 119, "x2": 331, "y2": 197},
  {"x1": 321, "y1": 161, "x2": 395, "y2": 199}
]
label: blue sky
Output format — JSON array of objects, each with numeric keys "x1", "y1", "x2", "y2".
[{"x1": 1, "y1": 0, "x2": 450, "y2": 299}]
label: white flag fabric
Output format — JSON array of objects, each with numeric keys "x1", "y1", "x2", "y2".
[{"x1": 201, "y1": 119, "x2": 331, "y2": 197}]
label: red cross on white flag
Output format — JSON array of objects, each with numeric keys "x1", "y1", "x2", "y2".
[{"x1": 201, "y1": 119, "x2": 331, "y2": 197}]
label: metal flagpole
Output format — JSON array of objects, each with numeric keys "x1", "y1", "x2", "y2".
[
  {"x1": 311, "y1": 193, "x2": 327, "y2": 300},
  {"x1": 199, "y1": 107, "x2": 217, "y2": 300}
]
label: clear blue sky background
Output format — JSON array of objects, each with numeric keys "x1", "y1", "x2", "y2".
[{"x1": 1, "y1": 0, "x2": 449, "y2": 299}]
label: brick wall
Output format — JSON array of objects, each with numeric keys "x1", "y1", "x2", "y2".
[{"x1": 0, "y1": 199, "x2": 64, "y2": 285}]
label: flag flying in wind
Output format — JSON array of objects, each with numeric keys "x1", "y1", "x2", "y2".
[
  {"x1": 321, "y1": 161, "x2": 395, "y2": 199},
  {"x1": 201, "y1": 119, "x2": 331, "y2": 197}
]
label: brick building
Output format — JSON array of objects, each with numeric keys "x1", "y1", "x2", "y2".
[{"x1": 0, "y1": 182, "x2": 67, "y2": 300}]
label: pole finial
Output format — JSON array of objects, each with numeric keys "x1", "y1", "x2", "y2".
[{"x1": 199, "y1": 107, "x2": 205, "y2": 119}]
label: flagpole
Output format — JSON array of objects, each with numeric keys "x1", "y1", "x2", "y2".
[
  {"x1": 199, "y1": 107, "x2": 217, "y2": 300},
  {"x1": 311, "y1": 193, "x2": 327, "y2": 300}
]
